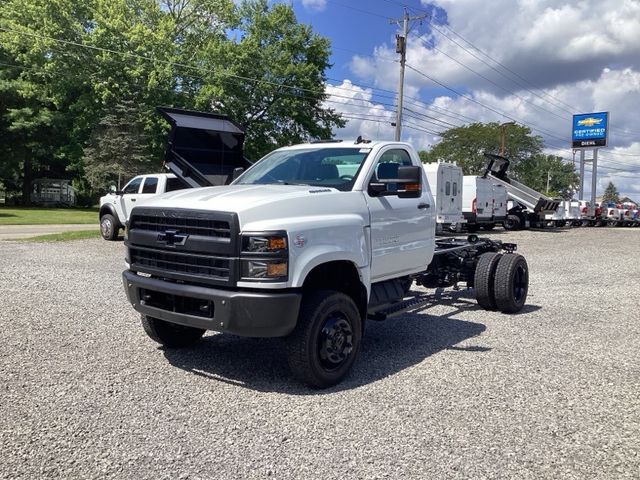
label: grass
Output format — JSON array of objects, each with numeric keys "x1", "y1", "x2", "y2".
[
  {"x1": 0, "y1": 207, "x2": 98, "y2": 225},
  {"x1": 22, "y1": 230, "x2": 100, "y2": 242}
]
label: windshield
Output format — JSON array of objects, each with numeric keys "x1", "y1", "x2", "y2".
[{"x1": 234, "y1": 147, "x2": 370, "y2": 191}]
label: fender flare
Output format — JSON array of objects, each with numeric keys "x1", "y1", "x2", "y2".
[{"x1": 99, "y1": 204, "x2": 123, "y2": 228}]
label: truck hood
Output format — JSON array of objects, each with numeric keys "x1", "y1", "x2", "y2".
[{"x1": 136, "y1": 184, "x2": 369, "y2": 231}]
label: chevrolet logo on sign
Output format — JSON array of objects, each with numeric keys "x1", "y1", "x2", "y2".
[
  {"x1": 157, "y1": 230, "x2": 188, "y2": 247},
  {"x1": 577, "y1": 117, "x2": 603, "y2": 127}
]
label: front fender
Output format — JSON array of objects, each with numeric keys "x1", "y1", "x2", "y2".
[{"x1": 287, "y1": 224, "x2": 369, "y2": 291}]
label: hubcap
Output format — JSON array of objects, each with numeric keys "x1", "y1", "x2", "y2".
[
  {"x1": 318, "y1": 314, "x2": 354, "y2": 370},
  {"x1": 101, "y1": 218, "x2": 112, "y2": 237}
]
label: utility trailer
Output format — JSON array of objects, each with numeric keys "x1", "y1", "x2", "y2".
[{"x1": 483, "y1": 153, "x2": 559, "y2": 230}]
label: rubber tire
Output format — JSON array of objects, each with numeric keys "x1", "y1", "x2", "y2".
[
  {"x1": 100, "y1": 214, "x2": 119, "y2": 241},
  {"x1": 493, "y1": 254, "x2": 529, "y2": 314},
  {"x1": 141, "y1": 314, "x2": 205, "y2": 348},
  {"x1": 503, "y1": 215, "x2": 521, "y2": 231},
  {"x1": 286, "y1": 290, "x2": 362, "y2": 389},
  {"x1": 474, "y1": 252, "x2": 502, "y2": 311}
]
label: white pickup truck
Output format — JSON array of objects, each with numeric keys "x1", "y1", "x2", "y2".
[
  {"x1": 122, "y1": 110, "x2": 530, "y2": 388},
  {"x1": 99, "y1": 173, "x2": 188, "y2": 240}
]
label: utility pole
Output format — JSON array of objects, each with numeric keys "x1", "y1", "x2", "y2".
[
  {"x1": 390, "y1": 9, "x2": 427, "y2": 141},
  {"x1": 499, "y1": 121, "x2": 515, "y2": 156}
]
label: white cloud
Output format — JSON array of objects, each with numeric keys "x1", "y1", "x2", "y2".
[
  {"x1": 338, "y1": 0, "x2": 640, "y2": 199},
  {"x1": 301, "y1": 0, "x2": 327, "y2": 12},
  {"x1": 323, "y1": 80, "x2": 397, "y2": 142}
]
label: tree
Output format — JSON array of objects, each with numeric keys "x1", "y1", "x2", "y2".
[
  {"x1": 418, "y1": 122, "x2": 544, "y2": 175},
  {"x1": 602, "y1": 181, "x2": 619, "y2": 203},
  {"x1": 0, "y1": 0, "x2": 345, "y2": 201},
  {"x1": 83, "y1": 99, "x2": 156, "y2": 191},
  {"x1": 193, "y1": 0, "x2": 344, "y2": 159},
  {"x1": 517, "y1": 154, "x2": 579, "y2": 199}
]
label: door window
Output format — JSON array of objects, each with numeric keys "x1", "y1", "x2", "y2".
[
  {"x1": 123, "y1": 177, "x2": 142, "y2": 194},
  {"x1": 445, "y1": 181, "x2": 451, "y2": 196},
  {"x1": 452, "y1": 182, "x2": 457, "y2": 196},
  {"x1": 141, "y1": 177, "x2": 159, "y2": 194},
  {"x1": 166, "y1": 177, "x2": 189, "y2": 192},
  {"x1": 370, "y1": 149, "x2": 412, "y2": 182}
]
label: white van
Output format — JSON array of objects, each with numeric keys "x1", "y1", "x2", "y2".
[
  {"x1": 423, "y1": 161, "x2": 465, "y2": 233},
  {"x1": 462, "y1": 176, "x2": 507, "y2": 231}
]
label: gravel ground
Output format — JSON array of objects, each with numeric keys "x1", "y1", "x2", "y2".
[{"x1": 1, "y1": 227, "x2": 638, "y2": 479}]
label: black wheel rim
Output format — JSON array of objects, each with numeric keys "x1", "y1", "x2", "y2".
[
  {"x1": 513, "y1": 264, "x2": 527, "y2": 302},
  {"x1": 317, "y1": 313, "x2": 354, "y2": 371}
]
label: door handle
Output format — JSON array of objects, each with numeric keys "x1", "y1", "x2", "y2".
[
  {"x1": 131, "y1": 198, "x2": 137, "y2": 202},
  {"x1": 418, "y1": 203, "x2": 430, "y2": 209}
]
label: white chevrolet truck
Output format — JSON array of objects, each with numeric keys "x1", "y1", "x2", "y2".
[{"x1": 122, "y1": 108, "x2": 529, "y2": 388}]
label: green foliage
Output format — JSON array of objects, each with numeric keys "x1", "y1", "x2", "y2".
[
  {"x1": 517, "y1": 154, "x2": 579, "y2": 199},
  {"x1": 602, "y1": 181, "x2": 619, "y2": 203},
  {"x1": 418, "y1": 122, "x2": 544, "y2": 175},
  {"x1": 0, "y1": 207, "x2": 97, "y2": 225},
  {"x1": 0, "y1": 0, "x2": 342, "y2": 198},
  {"x1": 194, "y1": 0, "x2": 344, "y2": 159},
  {"x1": 83, "y1": 99, "x2": 158, "y2": 192}
]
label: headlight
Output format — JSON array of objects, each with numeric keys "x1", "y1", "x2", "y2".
[
  {"x1": 242, "y1": 233, "x2": 287, "y2": 253},
  {"x1": 242, "y1": 260, "x2": 288, "y2": 279},
  {"x1": 240, "y1": 231, "x2": 288, "y2": 281}
]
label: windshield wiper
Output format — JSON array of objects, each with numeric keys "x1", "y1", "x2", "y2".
[{"x1": 273, "y1": 180, "x2": 310, "y2": 186}]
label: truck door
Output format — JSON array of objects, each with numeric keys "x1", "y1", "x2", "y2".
[
  {"x1": 138, "y1": 176, "x2": 160, "y2": 205},
  {"x1": 365, "y1": 148, "x2": 435, "y2": 282},
  {"x1": 119, "y1": 176, "x2": 143, "y2": 222}
]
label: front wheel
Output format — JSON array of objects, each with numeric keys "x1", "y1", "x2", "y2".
[
  {"x1": 141, "y1": 315, "x2": 205, "y2": 348},
  {"x1": 100, "y1": 214, "x2": 120, "y2": 240},
  {"x1": 286, "y1": 291, "x2": 362, "y2": 388}
]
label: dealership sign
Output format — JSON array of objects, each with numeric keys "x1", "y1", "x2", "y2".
[{"x1": 572, "y1": 112, "x2": 608, "y2": 148}]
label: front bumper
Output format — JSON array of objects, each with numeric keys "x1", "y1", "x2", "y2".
[{"x1": 122, "y1": 270, "x2": 301, "y2": 337}]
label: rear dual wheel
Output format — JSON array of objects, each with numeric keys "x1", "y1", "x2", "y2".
[{"x1": 474, "y1": 253, "x2": 528, "y2": 313}]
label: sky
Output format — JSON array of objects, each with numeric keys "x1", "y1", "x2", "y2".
[{"x1": 288, "y1": 0, "x2": 640, "y2": 200}]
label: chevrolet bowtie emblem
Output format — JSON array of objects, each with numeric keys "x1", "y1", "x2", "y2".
[{"x1": 157, "y1": 229, "x2": 188, "y2": 246}]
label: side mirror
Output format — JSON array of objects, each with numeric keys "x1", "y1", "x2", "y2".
[
  {"x1": 232, "y1": 167, "x2": 244, "y2": 181},
  {"x1": 368, "y1": 165, "x2": 422, "y2": 198}
]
